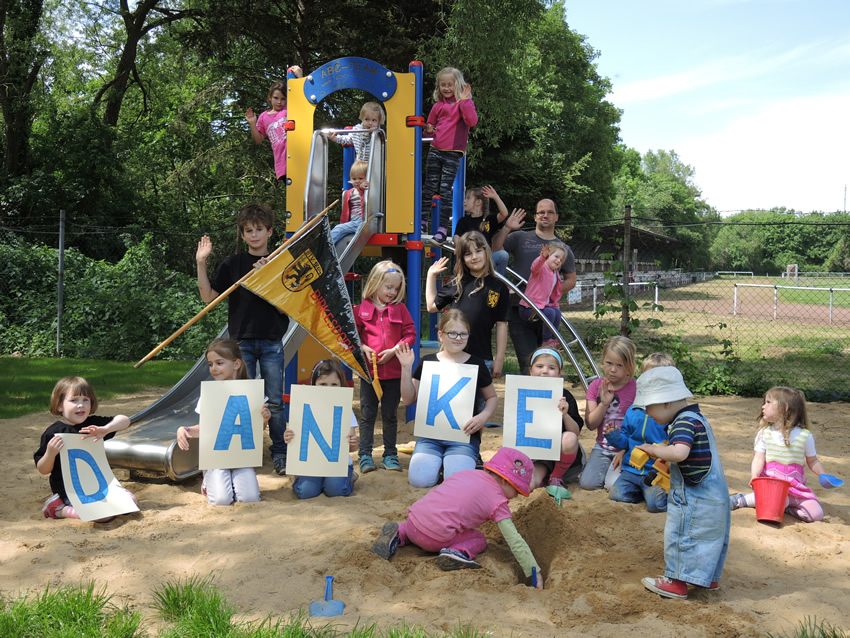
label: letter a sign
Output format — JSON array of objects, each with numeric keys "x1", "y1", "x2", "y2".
[{"x1": 199, "y1": 379, "x2": 264, "y2": 470}]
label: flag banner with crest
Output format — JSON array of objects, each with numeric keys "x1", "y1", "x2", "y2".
[{"x1": 241, "y1": 214, "x2": 372, "y2": 383}]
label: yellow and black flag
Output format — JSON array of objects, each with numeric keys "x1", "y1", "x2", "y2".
[{"x1": 241, "y1": 214, "x2": 373, "y2": 386}]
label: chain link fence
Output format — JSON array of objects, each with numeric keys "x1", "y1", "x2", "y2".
[
  {"x1": 3, "y1": 222, "x2": 849, "y2": 399},
  {"x1": 563, "y1": 272, "x2": 850, "y2": 400}
]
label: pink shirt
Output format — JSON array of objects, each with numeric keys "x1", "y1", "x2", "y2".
[
  {"x1": 586, "y1": 377, "x2": 637, "y2": 449},
  {"x1": 354, "y1": 299, "x2": 416, "y2": 380},
  {"x1": 257, "y1": 108, "x2": 288, "y2": 178},
  {"x1": 427, "y1": 97, "x2": 478, "y2": 154},
  {"x1": 407, "y1": 470, "x2": 512, "y2": 545},
  {"x1": 519, "y1": 255, "x2": 561, "y2": 310}
]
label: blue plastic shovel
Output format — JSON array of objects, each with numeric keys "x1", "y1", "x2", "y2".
[
  {"x1": 819, "y1": 474, "x2": 844, "y2": 489},
  {"x1": 309, "y1": 576, "x2": 345, "y2": 617}
]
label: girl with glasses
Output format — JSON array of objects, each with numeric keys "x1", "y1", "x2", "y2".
[{"x1": 398, "y1": 309, "x2": 498, "y2": 488}]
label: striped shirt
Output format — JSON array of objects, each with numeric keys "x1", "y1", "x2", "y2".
[{"x1": 667, "y1": 404, "x2": 712, "y2": 485}]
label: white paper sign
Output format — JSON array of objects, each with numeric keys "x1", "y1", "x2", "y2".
[
  {"x1": 199, "y1": 379, "x2": 264, "y2": 470},
  {"x1": 503, "y1": 374, "x2": 563, "y2": 461},
  {"x1": 58, "y1": 434, "x2": 140, "y2": 522},
  {"x1": 413, "y1": 360, "x2": 476, "y2": 443},
  {"x1": 286, "y1": 384, "x2": 353, "y2": 478}
]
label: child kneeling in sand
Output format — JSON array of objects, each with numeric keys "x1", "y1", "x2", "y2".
[
  {"x1": 371, "y1": 447, "x2": 543, "y2": 589},
  {"x1": 634, "y1": 366, "x2": 730, "y2": 599}
]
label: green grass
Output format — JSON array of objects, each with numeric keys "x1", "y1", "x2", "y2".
[
  {"x1": 1, "y1": 356, "x2": 192, "y2": 420},
  {"x1": 767, "y1": 616, "x2": 848, "y2": 638},
  {"x1": 1, "y1": 579, "x2": 495, "y2": 638}
]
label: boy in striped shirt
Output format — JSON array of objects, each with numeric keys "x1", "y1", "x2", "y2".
[{"x1": 632, "y1": 366, "x2": 731, "y2": 600}]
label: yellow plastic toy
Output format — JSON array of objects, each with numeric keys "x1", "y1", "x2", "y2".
[{"x1": 629, "y1": 444, "x2": 671, "y2": 493}]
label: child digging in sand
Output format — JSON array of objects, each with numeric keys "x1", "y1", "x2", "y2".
[{"x1": 371, "y1": 447, "x2": 543, "y2": 589}]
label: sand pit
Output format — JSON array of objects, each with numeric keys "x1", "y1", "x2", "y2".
[{"x1": 2, "y1": 385, "x2": 849, "y2": 636}]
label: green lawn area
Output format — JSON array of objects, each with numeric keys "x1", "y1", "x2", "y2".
[{"x1": 1, "y1": 356, "x2": 193, "y2": 420}]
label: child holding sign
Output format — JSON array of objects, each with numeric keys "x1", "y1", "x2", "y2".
[
  {"x1": 524, "y1": 348, "x2": 585, "y2": 494},
  {"x1": 35, "y1": 376, "x2": 136, "y2": 521},
  {"x1": 371, "y1": 446, "x2": 542, "y2": 588},
  {"x1": 398, "y1": 309, "x2": 498, "y2": 488},
  {"x1": 283, "y1": 359, "x2": 359, "y2": 499},
  {"x1": 177, "y1": 339, "x2": 270, "y2": 506}
]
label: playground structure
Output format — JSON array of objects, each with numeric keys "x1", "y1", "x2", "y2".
[{"x1": 106, "y1": 57, "x2": 600, "y2": 480}]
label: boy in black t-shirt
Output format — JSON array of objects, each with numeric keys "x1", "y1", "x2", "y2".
[{"x1": 196, "y1": 204, "x2": 290, "y2": 474}]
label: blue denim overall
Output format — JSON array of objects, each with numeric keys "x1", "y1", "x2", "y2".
[{"x1": 664, "y1": 410, "x2": 731, "y2": 587}]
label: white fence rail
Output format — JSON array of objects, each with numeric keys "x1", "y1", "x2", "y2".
[{"x1": 733, "y1": 283, "x2": 850, "y2": 323}]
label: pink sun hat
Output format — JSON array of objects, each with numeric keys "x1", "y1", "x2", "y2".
[{"x1": 484, "y1": 447, "x2": 533, "y2": 496}]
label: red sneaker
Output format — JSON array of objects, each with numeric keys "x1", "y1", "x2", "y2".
[
  {"x1": 42, "y1": 494, "x2": 63, "y2": 519},
  {"x1": 707, "y1": 581, "x2": 720, "y2": 590},
  {"x1": 642, "y1": 576, "x2": 688, "y2": 599}
]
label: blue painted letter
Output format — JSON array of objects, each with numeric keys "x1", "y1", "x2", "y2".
[
  {"x1": 516, "y1": 389, "x2": 554, "y2": 449},
  {"x1": 426, "y1": 374, "x2": 471, "y2": 430},
  {"x1": 213, "y1": 395, "x2": 255, "y2": 450},
  {"x1": 67, "y1": 449, "x2": 109, "y2": 504},
  {"x1": 299, "y1": 405, "x2": 342, "y2": 461}
]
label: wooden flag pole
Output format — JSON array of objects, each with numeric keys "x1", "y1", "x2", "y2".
[{"x1": 134, "y1": 202, "x2": 338, "y2": 368}]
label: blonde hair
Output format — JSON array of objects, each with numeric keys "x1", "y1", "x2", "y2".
[
  {"x1": 601, "y1": 336, "x2": 637, "y2": 379},
  {"x1": 432, "y1": 67, "x2": 469, "y2": 102},
  {"x1": 362, "y1": 260, "x2": 406, "y2": 304},
  {"x1": 206, "y1": 338, "x2": 249, "y2": 380},
  {"x1": 452, "y1": 231, "x2": 494, "y2": 299},
  {"x1": 464, "y1": 187, "x2": 489, "y2": 216},
  {"x1": 437, "y1": 308, "x2": 470, "y2": 351},
  {"x1": 641, "y1": 352, "x2": 675, "y2": 373},
  {"x1": 349, "y1": 160, "x2": 368, "y2": 180},
  {"x1": 360, "y1": 101, "x2": 385, "y2": 124},
  {"x1": 758, "y1": 386, "x2": 810, "y2": 446},
  {"x1": 50, "y1": 377, "x2": 98, "y2": 416},
  {"x1": 547, "y1": 241, "x2": 569, "y2": 262}
]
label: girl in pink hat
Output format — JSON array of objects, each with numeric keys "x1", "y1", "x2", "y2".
[{"x1": 371, "y1": 447, "x2": 543, "y2": 589}]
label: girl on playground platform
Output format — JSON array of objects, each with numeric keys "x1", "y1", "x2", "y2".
[
  {"x1": 371, "y1": 446, "x2": 543, "y2": 589},
  {"x1": 354, "y1": 260, "x2": 416, "y2": 474},
  {"x1": 398, "y1": 309, "x2": 498, "y2": 488},
  {"x1": 518, "y1": 242, "x2": 569, "y2": 350},
  {"x1": 176, "y1": 339, "x2": 270, "y2": 506},
  {"x1": 580, "y1": 336, "x2": 637, "y2": 491},
  {"x1": 452, "y1": 185, "x2": 512, "y2": 273},
  {"x1": 36, "y1": 376, "x2": 136, "y2": 522},
  {"x1": 283, "y1": 359, "x2": 359, "y2": 499},
  {"x1": 730, "y1": 386, "x2": 832, "y2": 522},
  {"x1": 426, "y1": 231, "x2": 509, "y2": 378},
  {"x1": 526, "y1": 348, "x2": 585, "y2": 500},
  {"x1": 421, "y1": 67, "x2": 478, "y2": 245},
  {"x1": 245, "y1": 68, "x2": 302, "y2": 180}
]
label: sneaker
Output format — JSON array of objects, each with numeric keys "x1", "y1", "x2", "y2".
[
  {"x1": 541, "y1": 339, "x2": 560, "y2": 350},
  {"x1": 273, "y1": 457, "x2": 287, "y2": 476},
  {"x1": 350, "y1": 471, "x2": 359, "y2": 486},
  {"x1": 436, "y1": 548, "x2": 482, "y2": 571},
  {"x1": 42, "y1": 494, "x2": 63, "y2": 519},
  {"x1": 371, "y1": 521, "x2": 400, "y2": 560},
  {"x1": 431, "y1": 227, "x2": 448, "y2": 246},
  {"x1": 381, "y1": 455, "x2": 402, "y2": 472},
  {"x1": 642, "y1": 575, "x2": 688, "y2": 599},
  {"x1": 707, "y1": 581, "x2": 720, "y2": 590},
  {"x1": 730, "y1": 493, "x2": 747, "y2": 510},
  {"x1": 548, "y1": 476, "x2": 564, "y2": 487},
  {"x1": 360, "y1": 455, "x2": 377, "y2": 474}
]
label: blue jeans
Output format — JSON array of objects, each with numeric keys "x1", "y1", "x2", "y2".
[
  {"x1": 422, "y1": 148, "x2": 462, "y2": 233},
  {"x1": 408, "y1": 436, "x2": 480, "y2": 488},
  {"x1": 609, "y1": 470, "x2": 668, "y2": 512},
  {"x1": 292, "y1": 463, "x2": 356, "y2": 499},
  {"x1": 331, "y1": 219, "x2": 362, "y2": 243},
  {"x1": 238, "y1": 338, "x2": 286, "y2": 459},
  {"x1": 492, "y1": 250, "x2": 508, "y2": 275},
  {"x1": 664, "y1": 412, "x2": 731, "y2": 587},
  {"x1": 579, "y1": 444, "x2": 620, "y2": 491}
]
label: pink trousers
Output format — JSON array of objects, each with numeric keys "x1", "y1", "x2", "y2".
[{"x1": 399, "y1": 519, "x2": 488, "y2": 559}]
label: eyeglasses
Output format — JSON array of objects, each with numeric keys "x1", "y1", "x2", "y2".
[
  {"x1": 535, "y1": 210, "x2": 556, "y2": 217},
  {"x1": 444, "y1": 331, "x2": 469, "y2": 340}
]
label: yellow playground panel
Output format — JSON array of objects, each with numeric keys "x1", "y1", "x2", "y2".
[{"x1": 285, "y1": 58, "x2": 418, "y2": 234}]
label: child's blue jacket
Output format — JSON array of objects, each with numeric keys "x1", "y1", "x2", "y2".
[{"x1": 604, "y1": 405, "x2": 668, "y2": 475}]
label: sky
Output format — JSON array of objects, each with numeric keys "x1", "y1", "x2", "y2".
[{"x1": 565, "y1": 0, "x2": 850, "y2": 215}]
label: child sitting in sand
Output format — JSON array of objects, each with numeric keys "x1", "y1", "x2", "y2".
[{"x1": 371, "y1": 447, "x2": 543, "y2": 589}]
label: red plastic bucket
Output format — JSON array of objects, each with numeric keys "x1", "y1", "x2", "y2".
[{"x1": 752, "y1": 477, "x2": 792, "y2": 523}]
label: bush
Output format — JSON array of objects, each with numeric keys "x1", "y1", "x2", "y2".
[{"x1": 0, "y1": 237, "x2": 225, "y2": 360}]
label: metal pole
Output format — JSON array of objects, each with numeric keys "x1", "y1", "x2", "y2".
[
  {"x1": 56, "y1": 210, "x2": 65, "y2": 357},
  {"x1": 830, "y1": 289, "x2": 834, "y2": 324},
  {"x1": 733, "y1": 283, "x2": 738, "y2": 316},
  {"x1": 654, "y1": 282, "x2": 659, "y2": 312},
  {"x1": 773, "y1": 285, "x2": 778, "y2": 320},
  {"x1": 620, "y1": 204, "x2": 631, "y2": 336},
  {"x1": 593, "y1": 285, "x2": 598, "y2": 313}
]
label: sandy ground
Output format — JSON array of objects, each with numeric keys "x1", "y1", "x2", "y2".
[{"x1": 2, "y1": 383, "x2": 849, "y2": 637}]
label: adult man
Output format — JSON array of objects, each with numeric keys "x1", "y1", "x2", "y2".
[{"x1": 491, "y1": 199, "x2": 576, "y2": 374}]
